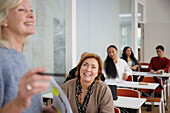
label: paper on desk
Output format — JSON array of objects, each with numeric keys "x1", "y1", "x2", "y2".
[{"x1": 50, "y1": 78, "x2": 73, "y2": 113}]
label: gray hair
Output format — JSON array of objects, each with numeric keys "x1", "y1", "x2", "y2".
[{"x1": 0, "y1": 0, "x2": 22, "y2": 48}]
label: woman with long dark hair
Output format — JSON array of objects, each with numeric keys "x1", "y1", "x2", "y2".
[
  {"x1": 122, "y1": 46, "x2": 141, "y2": 81},
  {"x1": 104, "y1": 45, "x2": 132, "y2": 82}
]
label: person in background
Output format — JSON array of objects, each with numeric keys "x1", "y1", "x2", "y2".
[
  {"x1": 64, "y1": 52, "x2": 88, "y2": 83},
  {"x1": 104, "y1": 45, "x2": 132, "y2": 82},
  {"x1": 64, "y1": 52, "x2": 105, "y2": 83},
  {"x1": 62, "y1": 53, "x2": 114, "y2": 113},
  {"x1": 122, "y1": 46, "x2": 141, "y2": 81},
  {"x1": 0, "y1": 0, "x2": 57, "y2": 113},
  {"x1": 148, "y1": 45, "x2": 169, "y2": 83}
]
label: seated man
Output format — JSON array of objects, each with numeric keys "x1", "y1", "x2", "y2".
[
  {"x1": 148, "y1": 45, "x2": 169, "y2": 82},
  {"x1": 140, "y1": 45, "x2": 169, "y2": 111},
  {"x1": 64, "y1": 52, "x2": 105, "y2": 83}
]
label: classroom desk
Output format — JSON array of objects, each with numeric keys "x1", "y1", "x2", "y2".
[
  {"x1": 132, "y1": 71, "x2": 170, "y2": 110},
  {"x1": 132, "y1": 71, "x2": 170, "y2": 77},
  {"x1": 106, "y1": 81, "x2": 159, "y2": 90},
  {"x1": 114, "y1": 96, "x2": 146, "y2": 109},
  {"x1": 106, "y1": 81, "x2": 159, "y2": 113}
]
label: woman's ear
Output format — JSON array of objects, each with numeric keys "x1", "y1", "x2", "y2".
[
  {"x1": 1, "y1": 20, "x2": 8, "y2": 27},
  {"x1": 2, "y1": 24, "x2": 8, "y2": 27}
]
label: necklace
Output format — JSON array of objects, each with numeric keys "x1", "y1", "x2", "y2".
[{"x1": 80, "y1": 93, "x2": 82, "y2": 104}]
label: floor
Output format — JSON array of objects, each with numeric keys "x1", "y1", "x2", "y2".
[{"x1": 141, "y1": 96, "x2": 170, "y2": 113}]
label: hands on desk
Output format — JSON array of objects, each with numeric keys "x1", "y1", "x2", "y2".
[
  {"x1": 156, "y1": 70, "x2": 162, "y2": 74},
  {"x1": 150, "y1": 69, "x2": 162, "y2": 74}
]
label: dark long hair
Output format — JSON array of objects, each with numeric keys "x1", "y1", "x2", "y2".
[
  {"x1": 122, "y1": 46, "x2": 138, "y2": 64},
  {"x1": 104, "y1": 45, "x2": 118, "y2": 79}
]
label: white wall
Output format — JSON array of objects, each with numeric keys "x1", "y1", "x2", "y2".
[
  {"x1": 76, "y1": 0, "x2": 119, "y2": 63},
  {"x1": 144, "y1": 0, "x2": 170, "y2": 62}
]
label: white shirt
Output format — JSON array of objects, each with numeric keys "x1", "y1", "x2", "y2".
[
  {"x1": 127, "y1": 60, "x2": 133, "y2": 67},
  {"x1": 105, "y1": 58, "x2": 132, "y2": 82}
]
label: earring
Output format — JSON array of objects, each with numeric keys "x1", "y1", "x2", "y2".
[{"x1": 4, "y1": 24, "x2": 8, "y2": 27}]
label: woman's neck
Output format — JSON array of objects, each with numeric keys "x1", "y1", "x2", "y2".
[
  {"x1": 127, "y1": 56, "x2": 131, "y2": 61},
  {"x1": 80, "y1": 79, "x2": 93, "y2": 90},
  {"x1": 113, "y1": 58, "x2": 118, "y2": 64},
  {"x1": 6, "y1": 36, "x2": 25, "y2": 52},
  {"x1": 2, "y1": 30, "x2": 26, "y2": 52}
]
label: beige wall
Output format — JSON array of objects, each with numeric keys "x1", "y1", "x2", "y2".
[{"x1": 144, "y1": 0, "x2": 170, "y2": 62}]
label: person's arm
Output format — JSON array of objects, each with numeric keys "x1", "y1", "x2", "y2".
[
  {"x1": 124, "y1": 61, "x2": 132, "y2": 76},
  {"x1": 148, "y1": 58, "x2": 154, "y2": 72},
  {"x1": 157, "y1": 58, "x2": 170, "y2": 73},
  {"x1": 0, "y1": 67, "x2": 51, "y2": 113},
  {"x1": 130, "y1": 65, "x2": 139, "y2": 70},
  {"x1": 64, "y1": 67, "x2": 76, "y2": 83},
  {"x1": 135, "y1": 59, "x2": 141, "y2": 71}
]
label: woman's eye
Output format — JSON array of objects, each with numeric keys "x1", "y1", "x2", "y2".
[
  {"x1": 83, "y1": 63, "x2": 87, "y2": 66},
  {"x1": 92, "y1": 67, "x2": 96, "y2": 69},
  {"x1": 18, "y1": 9, "x2": 25, "y2": 11},
  {"x1": 30, "y1": 10, "x2": 33, "y2": 12}
]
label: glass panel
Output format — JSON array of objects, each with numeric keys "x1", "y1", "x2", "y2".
[
  {"x1": 138, "y1": 27, "x2": 141, "y2": 61},
  {"x1": 119, "y1": 0, "x2": 133, "y2": 56},
  {"x1": 25, "y1": 0, "x2": 66, "y2": 86},
  {"x1": 138, "y1": 3, "x2": 144, "y2": 22}
]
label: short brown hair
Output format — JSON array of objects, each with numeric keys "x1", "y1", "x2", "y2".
[{"x1": 75, "y1": 53, "x2": 103, "y2": 81}]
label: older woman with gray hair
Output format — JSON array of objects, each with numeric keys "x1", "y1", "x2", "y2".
[{"x1": 0, "y1": 0, "x2": 57, "y2": 113}]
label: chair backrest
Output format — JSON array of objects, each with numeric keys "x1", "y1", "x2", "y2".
[
  {"x1": 114, "y1": 107, "x2": 120, "y2": 113},
  {"x1": 117, "y1": 88, "x2": 140, "y2": 98},
  {"x1": 126, "y1": 75, "x2": 133, "y2": 82},
  {"x1": 138, "y1": 77, "x2": 162, "y2": 93},
  {"x1": 140, "y1": 62, "x2": 150, "y2": 72},
  {"x1": 140, "y1": 63, "x2": 149, "y2": 65}
]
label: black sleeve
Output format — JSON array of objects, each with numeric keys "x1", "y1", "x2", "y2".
[{"x1": 63, "y1": 67, "x2": 77, "y2": 83}]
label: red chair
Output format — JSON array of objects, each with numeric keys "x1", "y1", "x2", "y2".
[
  {"x1": 138, "y1": 77, "x2": 165, "y2": 113},
  {"x1": 126, "y1": 75, "x2": 133, "y2": 82},
  {"x1": 114, "y1": 107, "x2": 120, "y2": 113},
  {"x1": 140, "y1": 63, "x2": 149, "y2": 72},
  {"x1": 140, "y1": 63, "x2": 149, "y2": 65},
  {"x1": 117, "y1": 88, "x2": 140, "y2": 98},
  {"x1": 117, "y1": 88, "x2": 141, "y2": 113}
]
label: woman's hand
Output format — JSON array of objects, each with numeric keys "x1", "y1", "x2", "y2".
[
  {"x1": 17, "y1": 67, "x2": 51, "y2": 110},
  {"x1": 122, "y1": 73, "x2": 128, "y2": 80},
  {"x1": 43, "y1": 104, "x2": 58, "y2": 113},
  {"x1": 131, "y1": 65, "x2": 139, "y2": 70}
]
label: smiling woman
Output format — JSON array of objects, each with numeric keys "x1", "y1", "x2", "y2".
[
  {"x1": 61, "y1": 53, "x2": 114, "y2": 113},
  {"x1": 0, "y1": 0, "x2": 35, "y2": 52}
]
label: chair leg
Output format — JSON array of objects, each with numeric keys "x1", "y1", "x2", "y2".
[
  {"x1": 162, "y1": 99, "x2": 165, "y2": 113},
  {"x1": 139, "y1": 107, "x2": 141, "y2": 113},
  {"x1": 159, "y1": 102, "x2": 162, "y2": 113},
  {"x1": 163, "y1": 85, "x2": 166, "y2": 106}
]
